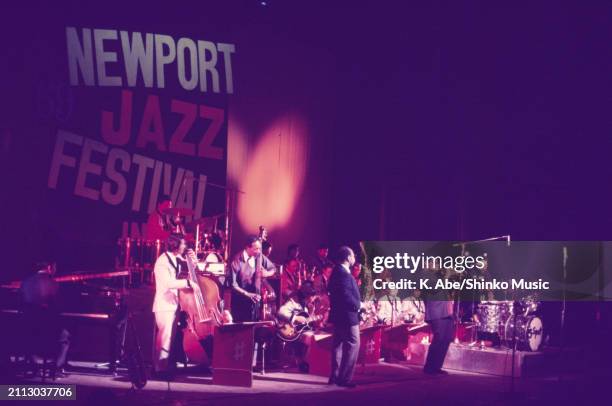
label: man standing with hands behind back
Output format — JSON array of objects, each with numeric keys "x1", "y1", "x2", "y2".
[{"x1": 327, "y1": 246, "x2": 362, "y2": 388}]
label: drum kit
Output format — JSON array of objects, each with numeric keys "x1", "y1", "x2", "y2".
[
  {"x1": 475, "y1": 297, "x2": 543, "y2": 351},
  {"x1": 116, "y1": 207, "x2": 228, "y2": 286}
]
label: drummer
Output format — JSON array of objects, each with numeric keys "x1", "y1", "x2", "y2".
[
  {"x1": 146, "y1": 200, "x2": 190, "y2": 241},
  {"x1": 146, "y1": 200, "x2": 173, "y2": 241}
]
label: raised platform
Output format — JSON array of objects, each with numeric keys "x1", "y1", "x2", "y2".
[{"x1": 405, "y1": 342, "x2": 583, "y2": 377}]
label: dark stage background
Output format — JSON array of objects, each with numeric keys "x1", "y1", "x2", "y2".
[
  {"x1": 1, "y1": 1, "x2": 612, "y2": 283},
  {"x1": 1, "y1": 0, "x2": 612, "y2": 362}
]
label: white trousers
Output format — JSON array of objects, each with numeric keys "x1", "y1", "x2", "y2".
[{"x1": 154, "y1": 311, "x2": 178, "y2": 372}]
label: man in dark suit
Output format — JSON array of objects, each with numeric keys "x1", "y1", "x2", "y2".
[
  {"x1": 327, "y1": 246, "x2": 361, "y2": 388},
  {"x1": 423, "y1": 269, "x2": 454, "y2": 375}
]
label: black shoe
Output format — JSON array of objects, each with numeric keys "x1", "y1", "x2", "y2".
[
  {"x1": 337, "y1": 381, "x2": 357, "y2": 388},
  {"x1": 328, "y1": 377, "x2": 336, "y2": 385},
  {"x1": 436, "y1": 369, "x2": 449, "y2": 375},
  {"x1": 298, "y1": 362, "x2": 309, "y2": 373}
]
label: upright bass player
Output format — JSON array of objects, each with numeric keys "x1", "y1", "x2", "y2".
[
  {"x1": 229, "y1": 235, "x2": 276, "y2": 322},
  {"x1": 151, "y1": 233, "x2": 200, "y2": 377},
  {"x1": 229, "y1": 234, "x2": 276, "y2": 369}
]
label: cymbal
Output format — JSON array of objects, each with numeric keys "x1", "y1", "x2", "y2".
[
  {"x1": 185, "y1": 213, "x2": 226, "y2": 227},
  {"x1": 161, "y1": 207, "x2": 194, "y2": 217},
  {"x1": 187, "y1": 216, "x2": 227, "y2": 230}
]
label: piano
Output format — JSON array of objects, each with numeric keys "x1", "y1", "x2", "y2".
[{"x1": 1, "y1": 270, "x2": 132, "y2": 367}]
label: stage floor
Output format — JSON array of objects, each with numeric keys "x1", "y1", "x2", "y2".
[{"x1": 9, "y1": 360, "x2": 609, "y2": 405}]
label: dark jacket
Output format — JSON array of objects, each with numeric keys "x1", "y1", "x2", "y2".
[
  {"x1": 328, "y1": 264, "x2": 361, "y2": 326},
  {"x1": 424, "y1": 301, "x2": 453, "y2": 322},
  {"x1": 230, "y1": 251, "x2": 276, "y2": 294},
  {"x1": 424, "y1": 273, "x2": 453, "y2": 321},
  {"x1": 229, "y1": 251, "x2": 276, "y2": 322}
]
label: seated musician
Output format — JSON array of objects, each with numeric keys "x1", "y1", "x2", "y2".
[
  {"x1": 152, "y1": 233, "x2": 200, "y2": 378},
  {"x1": 377, "y1": 287, "x2": 403, "y2": 325},
  {"x1": 402, "y1": 289, "x2": 425, "y2": 323},
  {"x1": 313, "y1": 262, "x2": 333, "y2": 296},
  {"x1": 312, "y1": 265, "x2": 332, "y2": 327},
  {"x1": 277, "y1": 281, "x2": 319, "y2": 373},
  {"x1": 310, "y1": 243, "x2": 332, "y2": 271},
  {"x1": 351, "y1": 262, "x2": 363, "y2": 288},
  {"x1": 281, "y1": 244, "x2": 302, "y2": 303},
  {"x1": 20, "y1": 262, "x2": 70, "y2": 377}
]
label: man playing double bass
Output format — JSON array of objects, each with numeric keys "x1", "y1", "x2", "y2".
[
  {"x1": 229, "y1": 235, "x2": 277, "y2": 322},
  {"x1": 230, "y1": 235, "x2": 276, "y2": 370},
  {"x1": 152, "y1": 233, "x2": 200, "y2": 377}
]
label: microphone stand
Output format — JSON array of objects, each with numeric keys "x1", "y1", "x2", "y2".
[
  {"x1": 510, "y1": 300, "x2": 519, "y2": 396},
  {"x1": 453, "y1": 244, "x2": 466, "y2": 342},
  {"x1": 558, "y1": 246, "x2": 567, "y2": 382}
]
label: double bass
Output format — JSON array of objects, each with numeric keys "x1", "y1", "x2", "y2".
[
  {"x1": 257, "y1": 226, "x2": 277, "y2": 321},
  {"x1": 178, "y1": 249, "x2": 224, "y2": 364}
]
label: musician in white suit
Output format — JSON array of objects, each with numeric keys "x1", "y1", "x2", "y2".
[{"x1": 152, "y1": 233, "x2": 199, "y2": 375}]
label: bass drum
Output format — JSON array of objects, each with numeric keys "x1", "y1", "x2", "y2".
[
  {"x1": 502, "y1": 316, "x2": 543, "y2": 352},
  {"x1": 202, "y1": 251, "x2": 223, "y2": 263}
]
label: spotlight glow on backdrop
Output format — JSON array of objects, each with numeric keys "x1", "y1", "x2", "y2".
[{"x1": 232, "y1": 114, "x2": 308, "y2": 231}]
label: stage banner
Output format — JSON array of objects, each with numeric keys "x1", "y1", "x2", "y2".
[{"x1": 2, "y1": 20, "x2": 235, "y2": 272}]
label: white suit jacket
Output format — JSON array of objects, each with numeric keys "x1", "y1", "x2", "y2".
[{"x1": 152, "y1": 252, "x2": 189, "y2": 313}]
